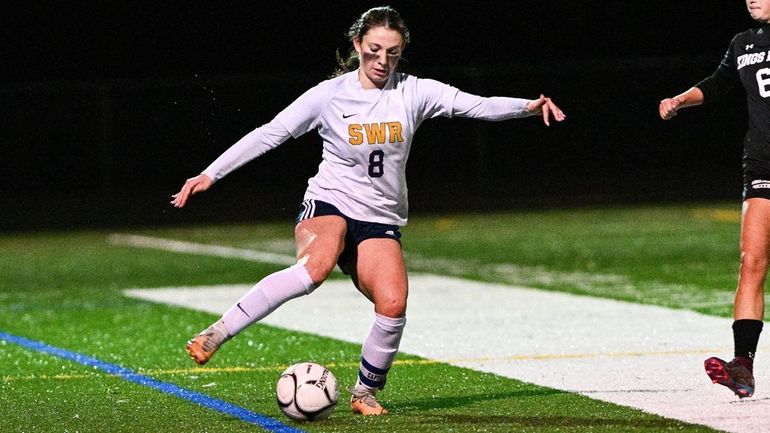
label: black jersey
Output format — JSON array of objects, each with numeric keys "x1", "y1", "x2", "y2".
[{"x1": 696, "y1": 24, "x2": 770, "y2": 170}]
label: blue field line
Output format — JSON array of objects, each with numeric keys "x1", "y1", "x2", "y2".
[{"x1": 0, "y1": 331, "x2": 306, "y2": 433}]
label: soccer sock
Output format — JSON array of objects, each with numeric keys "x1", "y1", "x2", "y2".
[
  {"x1": 733, "y1": 319, "x2": 763, "y2": 367},
  {"x1": 356, "y1": 313, "x2": 406, "y2": 392},
  {"x1": 220, "y1": 264, "x2": 315, "y2": 337}
]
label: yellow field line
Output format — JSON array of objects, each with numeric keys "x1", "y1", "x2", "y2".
[
  {"x1": 2, "y1": 347, "x2": 732, "y2": 383},
  {"x1": 689, "y1": 208, "x2": 740, "y2": 223}
]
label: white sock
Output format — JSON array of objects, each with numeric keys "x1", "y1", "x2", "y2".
[
  {"x1": 356, "y1": 313, "x2": 406, "y2": 392},
  {"x1": 220, "y1": 264, "x2": 315, "y2": 336}
]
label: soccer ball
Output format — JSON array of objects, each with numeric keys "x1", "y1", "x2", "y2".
[{"x1": 276, "y1": 362, "x2": 340, "y2": 421}]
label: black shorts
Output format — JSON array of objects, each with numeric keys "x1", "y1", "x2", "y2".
[
  {"x1": 743, "y1": 170, "x2": 770, "y2": 200},
  {"x1": 295, "y1": 199, "x2": 402, "y2": 273}
]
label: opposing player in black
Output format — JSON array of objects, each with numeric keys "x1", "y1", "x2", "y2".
[{"x1": 659, "y1": 0, "x2": 769, "y2": 398}]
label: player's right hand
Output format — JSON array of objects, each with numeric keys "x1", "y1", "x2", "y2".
[
  {"x1": 659, "y1": 98, "x2": 680, "y2": 120},
  {"x1": 171, "y1": 174, "x2": 213, "y2": 208}
]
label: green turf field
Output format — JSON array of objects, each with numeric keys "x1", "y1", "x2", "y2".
[{"x1": 0, "y1": 202, "x2": 742, "y2": 432}]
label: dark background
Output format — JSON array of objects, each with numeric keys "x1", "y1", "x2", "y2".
[{"x1": 1, "y1": 1, "x2": 758, "y2": 231}]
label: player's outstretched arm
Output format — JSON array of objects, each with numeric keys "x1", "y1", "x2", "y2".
[
  {"x1": 659, "y1": 87, "x2": 704, "y2": 120},
  {"x1": 171, "y1": 174, "x2": 213, "y2": 208},
  {"x1": 525, "y1": 94, "x2": 566, "y2": 126}
]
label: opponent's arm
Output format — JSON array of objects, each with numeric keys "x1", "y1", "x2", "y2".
[
  {"x1": 659, "y1": 87, "x2": 705, "y2": 120},
  {"x1": 660, "y1": 36, "x2": 738, "y2": 120}
]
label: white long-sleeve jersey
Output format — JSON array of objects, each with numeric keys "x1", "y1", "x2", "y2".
[{"x1": 202, "y1": 70, "x2": 533, "y2": 226}]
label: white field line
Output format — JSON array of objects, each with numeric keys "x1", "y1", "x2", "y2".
[
  {"x1": 404, "y1": 253, "x2": 738, "y2": 310},
  {"x1": 108, "y1": 234, "x2": 343, "y2": 274},
  {"x1": 109, "y1": 234, "x2": 734, "y2": 309},
  {"x1": 108, "y1": 234, "x2": 297, "y2": 267},
  {"x1": 114, "y1": 234, "x2": 770, "y2": 433}
]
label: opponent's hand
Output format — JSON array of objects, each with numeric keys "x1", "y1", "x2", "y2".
[
  {"x1": 526, "y1": 94, "x2": 566, "y2": 126},
  {"x1": 659, "y1": 98, "x2": 681, "y2": 120},
  {"x1": 171, "y1": 174, "x2": 213, "y2": 208}
]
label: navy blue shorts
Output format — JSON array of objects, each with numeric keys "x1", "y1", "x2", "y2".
[{"x1": 295, "y1": 199, "x2": 402, "y2": 273}]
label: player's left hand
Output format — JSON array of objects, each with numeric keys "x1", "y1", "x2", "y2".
[{"x1": 526, "y1": 94, "x2": 566, "y2": 126}]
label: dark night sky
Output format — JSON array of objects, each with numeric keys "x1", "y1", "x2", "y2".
[
  {"x1": 1, "y1": 2, "x2": 763, "y2": 229},
  {"x1": 3, "y1": 2, "x2": 756, "y2": 83}
]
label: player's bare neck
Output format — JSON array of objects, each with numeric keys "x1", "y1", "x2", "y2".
[{"x1": 358, "y1": 69, "x2": 383, "y2": 90}]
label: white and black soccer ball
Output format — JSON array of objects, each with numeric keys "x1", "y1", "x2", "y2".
[{"x1": 276, "y1": 362, "x2": 339, "y2": 421}]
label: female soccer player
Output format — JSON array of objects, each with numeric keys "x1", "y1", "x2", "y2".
[
  {"x1": 659, "y1": 0, "x2": 768, "y2": 399},
  {"x1": 172, "y1": 6, "x2": 565, "y2": 415}
]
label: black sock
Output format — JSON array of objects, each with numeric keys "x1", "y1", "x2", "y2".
[{"x1": 733, "y1": 319, "x2": 763, "y2": 360}]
